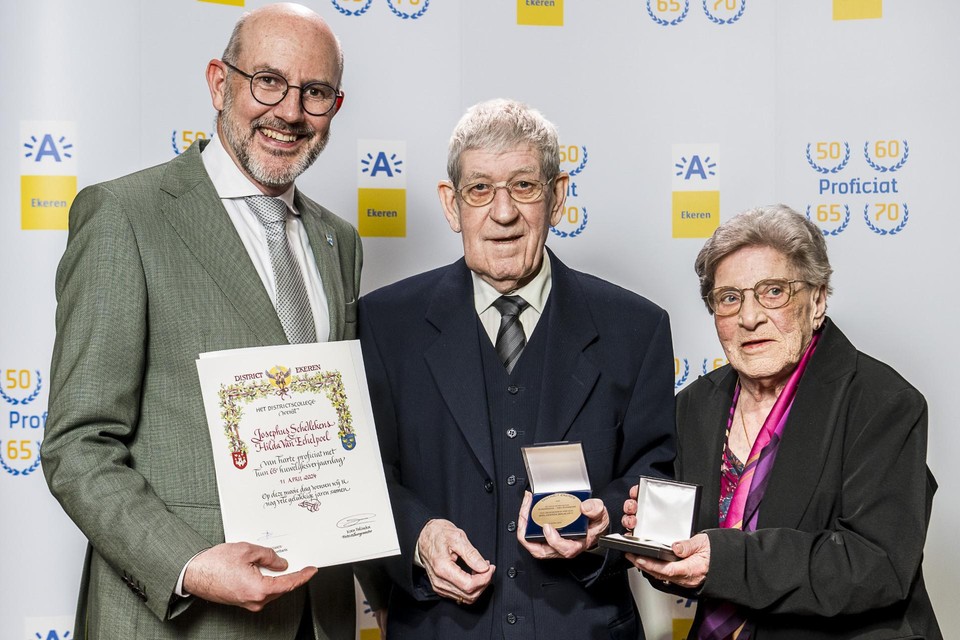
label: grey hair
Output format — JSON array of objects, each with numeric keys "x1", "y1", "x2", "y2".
[
  {"x1": 221, "y1": 14, "x2": 248, "y2": 66},
  {"x1": 221, "y1": 10, "x2": 345, "y2": 89},
  {"x1": 694, "y1": 204, "x2": 833, "y2": 313},
  {"x1": 446, "y1": 99, "x2": 560, "y2": 188}
]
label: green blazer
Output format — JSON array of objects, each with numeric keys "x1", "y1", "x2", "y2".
[{"x1": 42, "y1": 141, "x2": 362, "y2": 640}]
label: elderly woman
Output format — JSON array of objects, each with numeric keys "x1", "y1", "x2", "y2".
[{"x1": 623, "y1": 205, "x2": 941, "y2": 638}]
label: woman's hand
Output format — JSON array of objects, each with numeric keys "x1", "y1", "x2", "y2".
[
  {"x1": 626, "y1": 533, "x2": 711, "y2": 589},
  {"x1": 621, "y1": 482, "x2": 639, "y2": 531}
]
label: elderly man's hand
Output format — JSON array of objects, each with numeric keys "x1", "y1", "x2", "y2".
[
  {"x1": 417, "y1": 519, "x2": 495, "y2": 605},
  {"x1": 627, "y1": 533, "x2": 711, "y2": 589},
  {"x1": 517, "y1": 490, "x2": 610, "y2": 560},
  {"x1": 183, "y1": 542, "x2": 317, "y2": 611}
]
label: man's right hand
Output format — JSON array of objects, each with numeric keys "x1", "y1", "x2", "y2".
[
  {"x1": 183, "y1": 542, "x2": 317, "y2": 611},
  {"x1": 417, "y1": 519, "x2": 494, "y2": 605}
]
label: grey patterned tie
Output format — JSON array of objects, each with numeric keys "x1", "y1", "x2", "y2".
[
  {"x1": 492, "y1": 295, "x2": 529, "y2": 374},
  {"x1": 246, "y1": 196, "x2": 317, "y2": 344}
]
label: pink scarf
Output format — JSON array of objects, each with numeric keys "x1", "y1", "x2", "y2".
[{"x1": 699, "y1": 332, "x2": 821, "y2": 640}]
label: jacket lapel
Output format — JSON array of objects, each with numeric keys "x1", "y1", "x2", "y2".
[
  {"x1": 759, "y1": 320, "x2": 856, "y2": 528},
  {"x1": 686, "y1": 367, "x2": 737, "y2": 533},
  {"x1": 532, "y1": 250, "x2": 601, "y2": 444},
  {"x1": 297, "y1": 193, "x2": 344, "y2": 341},
  {"x1": 423, "y1": 261, "x2": 495, "y2": 479},
  {"x1": 159, "y1": 141, "x2": 286, "y2": 346}
]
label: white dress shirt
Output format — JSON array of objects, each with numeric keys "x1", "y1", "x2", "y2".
[
  {"x1": 472, "y1": 249, "x2": 553, "y2": 345},
  {"x1": 200, "y1": 135, "x2": 331, "y2": 342}
]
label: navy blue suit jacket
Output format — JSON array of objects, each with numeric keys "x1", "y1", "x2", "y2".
[{"x1": 358, "y1": 250, "x2": 676, "y2": 639}]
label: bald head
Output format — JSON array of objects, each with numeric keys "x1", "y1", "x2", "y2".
[
  {"x1": 208, "y1": 2, "x2": 345, "y2": 195},
  {"x1": 222, "y1": 3, "x2": 343, "y2": 88}
]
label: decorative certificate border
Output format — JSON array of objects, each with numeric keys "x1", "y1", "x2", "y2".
[{"x1": 217, "y1": 366, "x2": 356, "y2": 470}]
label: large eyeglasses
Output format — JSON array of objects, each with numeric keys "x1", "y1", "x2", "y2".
[
  {"x1": 221, "y1": 60, "x2": 344, "y2": 116},
  {"x1": 705, "y1": 279, "x2": 810, "y2": 317},
  {"x1": 456, "y1": 178, "x2": 552, "y2": 207}
]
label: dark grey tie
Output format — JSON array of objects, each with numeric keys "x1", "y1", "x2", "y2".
[
  {"x1": 492, "y1": 295, "x2": 529, "y2": 374},
  {"x1": 245, "y1": 196, "x2": 317, "y2": 344}
]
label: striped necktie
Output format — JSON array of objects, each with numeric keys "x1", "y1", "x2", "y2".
[
  {"x1": 245, "y1": 196, "x2": 317, "y2": 344},
  {"x1": 492, "y1": 295, "x2": 529, "y2": 374}
]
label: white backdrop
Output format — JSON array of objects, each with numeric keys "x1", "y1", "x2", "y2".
[{"x1": 2, "y1": 1, "x2": 957, "y2": 639}]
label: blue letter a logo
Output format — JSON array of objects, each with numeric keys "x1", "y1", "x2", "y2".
[
  {"x1": 684, "y1": 155, "x2": 707, "y2": 180},
  {"x1": 34, "y1": 134, "x2": 63, "y2": 162},
  {"x1": 369, "y1": 152, "x2": 394, "y2": 177}
]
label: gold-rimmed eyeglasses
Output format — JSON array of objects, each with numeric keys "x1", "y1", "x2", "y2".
[
  {"x1": 705, "y1": 279, "x2": 811, "y2": 317},
  {"x1": 455, "y1": 178, "x2": 553, "y2": 207}
]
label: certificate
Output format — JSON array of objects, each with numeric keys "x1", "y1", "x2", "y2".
[{"x1": 196, "y1": 340, "x2": 399, "y2": 574}]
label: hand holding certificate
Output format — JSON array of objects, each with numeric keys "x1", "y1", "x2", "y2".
[{"x1": 196, "y1": 340, "x2": 399, "y2": 574}]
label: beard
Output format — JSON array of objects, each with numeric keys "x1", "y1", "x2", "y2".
[{"x1": 219, "y1": 87, "x2": 330, "y2": 188}]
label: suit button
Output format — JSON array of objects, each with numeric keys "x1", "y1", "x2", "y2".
[
  {"x1": 506, "y1": 613, "x2": 517, "y2": 624},
  {"x1": 507, "y1": 567, "x2": 517, "y2": 579},
  {"x1": 507, "y1": 520, "x2": 517, "y2": 532},
  {"x1": 484, "y1": 479, "x2": 494, "y2": 493},
  {"x1": 506, "y1": 428, "x2": 517, "y2": 439},
  {"x1": 506, "y1": 475, "x2": 516, "y2": 486},
  {"x1": 507, "y1": 385, "x2": 519, "y2": 394}
]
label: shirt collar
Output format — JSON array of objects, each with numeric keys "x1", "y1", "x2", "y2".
[
  {"x1": 472, "y1": 249, "x2": 553, "y2": 315},
  {"x1": 201, "y1": 134, "x2": 298, "y2": 213}
]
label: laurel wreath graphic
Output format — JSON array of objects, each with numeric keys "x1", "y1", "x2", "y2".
[
  {"x1": 171, "y1": 131, "x2": 181, "y2": 156},
  {"x1": 646, "y1": 0, "x2": 690, "y2": 26},
  {"x1": 567, "y1": 146, "x2": 588, "y2": 177},
  {"x1": 863, "y1": 203, "x2": 909, "y2": 236},
  {"x1": 386, "y1": 0, "x2": 429, "y2": 20},
  {"x1": 702, "y1": 0, "x2": 746, "y2": 25},
  {"x1": 0, "y1": 441, "x2": 42, "y2": 477},
  {"x1": 805, "y1": 204, "x2": 851, "y2": 237},
  {"x1": 675, "y1": 359, "x2": 690, "y2": 390},
  {"x1": 549, "y1": 207, "x2": 588, "y2": 238},
  {"x1": 331, "y1": 0, "x2": 373, "y2": 17},
  {"x1": 805, "y1": 142, "x2": 851, "y2": 174},
  {"x1": 863, "y1": 141, "x2": 909, "y2": 173},
  {"x1": 0, "y1": 370, "x2": 42, "y2": 406}
]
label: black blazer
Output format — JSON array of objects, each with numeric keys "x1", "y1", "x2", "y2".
[
  {"x1": 358, "y1": 250, "x2": 676, "y2": 639},
  {"x1": 676, "y1": 319, "x2": 941, "y2": 639}
]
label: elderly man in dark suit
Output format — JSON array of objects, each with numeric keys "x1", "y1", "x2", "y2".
[
  {"x1": 42, "y1": 4, "x2": 360, "y2": 639},
  {"x1": 358, "y1": 99, "x2": 677, "y2": 639}
]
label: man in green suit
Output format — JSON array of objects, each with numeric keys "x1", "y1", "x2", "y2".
[{"x1": 41, "y1": 4, "x2": 361, "y2": 638}]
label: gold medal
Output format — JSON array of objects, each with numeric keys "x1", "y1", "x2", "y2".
[{"x1": 530, "y1": 492, "x2": 582, "y2": 529}]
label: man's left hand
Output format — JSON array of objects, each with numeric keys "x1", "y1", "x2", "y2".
[{"x1": 517, "y1": 490, "x2": 609, "y2": 560}]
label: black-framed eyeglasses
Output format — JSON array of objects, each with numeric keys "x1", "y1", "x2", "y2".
[
  {"x1": 456, "y1": 178, "x2": 553, "y2": 207},
  {"x1": 221, "y1": 60, "x2": 344, "y2": 117},
  {"x1": 705, "y1": 279, "x2": 811, "y2": 317}
]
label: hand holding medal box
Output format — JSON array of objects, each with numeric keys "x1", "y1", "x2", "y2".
[
  {"x1": 521, "y1": 442, "x2": 591, "y2": 540},
  {"x1": 599, "y1": 476, "x2": 701, "y2": 561}
]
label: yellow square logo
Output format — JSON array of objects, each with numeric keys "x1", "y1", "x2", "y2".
[
  {"x1": 358, "y1": 188, "x2": 406, "y2": 238},
  {"x1": 517, "y1": 0, "x2": 563, "y2": 26},
  {"x1": 833, "y1": 0, "x2": 881, "y2": 20},
  {"x1": 21, "y1": 175, "x2": 75, "y2": 230},
  {"x1": 672, "y1": 191, "x2": 720, "y2": 239},
  {"x1": 198, "y1": 0, "x2": 244, "y2": 5}
]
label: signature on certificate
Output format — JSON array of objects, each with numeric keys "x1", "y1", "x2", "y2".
[
  {"x1": 257, "y1": 530, "x2": 290, "y2": 542},
  {"x1": 298, "y1": 499, "x2": 322, "y2": 513},
  {"x1": 337, "y1": 513, "x2": 377, "y2": 529}
]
